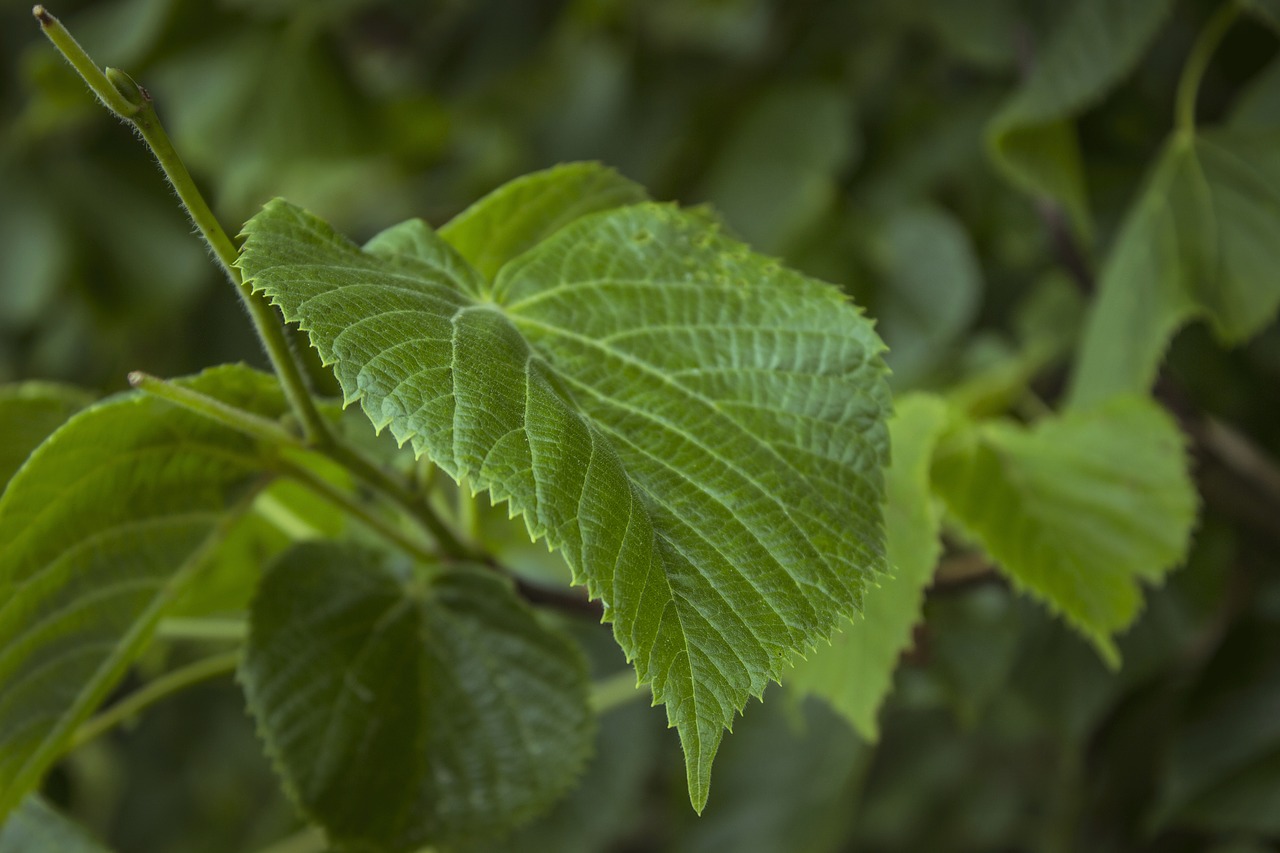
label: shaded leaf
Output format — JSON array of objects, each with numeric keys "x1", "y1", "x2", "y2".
[
  {"x1": 237, "y1": 166, "x2": 892, "y2": 810},
  {"x1": 0, "y1": 795, "x2": 112, "y2": 853},
  {"x1": 787, "y1": 394, "x2": 949, "y2": 739},
  {"x1": 240, "y1": 542, "x2": 593, "y2": 851},
  {"x1": 930, "y1": 397, "x2": 1196, "y2": 664},
  {"x1": 987, "y1": 0, "x2": 1173, "y2": 233},
  {"x1": 0, "y1": 382, "x2": 92, "y2": 491},
  {"x1": 0, "y1": 365, "x2": 289, "y2": 818},
  {"x1": 1069, "y1": 130, "x2": 1280, "y2": 408}
]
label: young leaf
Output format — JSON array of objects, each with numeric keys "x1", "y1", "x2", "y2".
[
  {"x1": 236, "y1": 168, "x2": 892, "y2": 810},
  {"x1": 787, "y1": 394, "x2": 949, "y2": 739},
  {"x1": 987, "y1": 0, "x2": 1173, "y2": 234},
  {"x1": 240, "y1": 542, "x2": 594, "y2": 851},
  {"x1": 0, "y1": 795, "x2": 112, "y2": 853},
  {"x1": 0, "y1": 365, "x2": 289, "y2": 819},
  {"x1": 1068, "y1": 130, "x2": 1280, "y2": 409},
  {"x1": 930, "y1": 396, "x2": 1197, "y2": 665},
  {"x1": 439, "y1": 162, "x2": 649, "y2": 280},
  {"x1": 0, "y1": 382, "x2": 92, "y2": 490}
]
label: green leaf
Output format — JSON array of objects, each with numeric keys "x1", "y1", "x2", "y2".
[
  {"x1": 787, "y1": 394, "x2": 949, "y2": 739},
  {"x1": 240, "y1": 542, "x2": 593, "y2": 851},
  {"x1": 701, "y1": 85, "x2": 858, "y2": 253},
  {"x1": 872, "y1": 206, "x2": 983, "y2": 386},
  {"x1": 439, "y1": 162, "x2": 649, "y2": 281},
  {"x1": 0, "y1": 382, "x2": 93, "y2": 492},
  {"x1": 0, "y1": 365, "x2": 290, "y2": 819},
  {"x1": 1068, "y1": 130, "x2": 1280, "y2": 409},
  {"x1": 1240, "y1": 0, "x2": 1280, "y2": 34},
  {"x1": 236, "y1": 170, "x2": 892, "y2": 810},
  {"x1": 930, "y1": 396, "x2": 1196, "y2": 665},
  {"x1": 987, "y1": 0, "x2": 1173, "y2": 234},
  {"x1": 0, "y1": 795, "x2": 112, "y2": 853}
]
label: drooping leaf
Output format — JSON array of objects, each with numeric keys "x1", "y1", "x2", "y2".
[
  {"x1": 0, "y1": 382, "x2": 92, "y2": 491},
  {"x1": 787, "y1": 394, "x2": 949, "y2": 739},
  {"x1": 0, "y1": 795, "x2": 112, "y2": 853},
  {"x1": 240, "y1": 541, "x2": 594, "y2": 851},
  {"x1": 1068, "y1": 130, "x2": 1280, "y2": 409},
  {"x1": 439, "y1": 162, "x2": 649, "y2": 280},
  {"x1": 236, "y1": 165, "x2": 892, "y2": 810},
  {"x1": 987, "y1": 0, "x2": 1173, "y2": 234},
  {"x1": 0, "y1": 365, "x2": 291, "y2": 818},
  {"x1": 872, "y1": 206, "x2": 983, "y2": 387},
  {"x1": 930, "y1": 396, "x2": 1196, "y2": 665}
]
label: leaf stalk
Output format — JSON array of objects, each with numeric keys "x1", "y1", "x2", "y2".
[{"x1": 1175, "y1": 1, "x2": 1242, "y2": 134}]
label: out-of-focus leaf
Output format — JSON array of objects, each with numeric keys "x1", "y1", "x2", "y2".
[
  {"x1": 0, "y1": 795, "x2": 112, "y2": 853},
  {"x1": 240, "y1": 542, "x2": 594, "y2": 852},
  {"x1": 702, "y1": 85, "x2": 857, "y2": 253},
  {"x1": 670, "y1": 696, "x2": 868, "y2": 853},
  {"x1": 1069, "y1": 130, "x2": 1280, "y2": 409},
  {"x1": 1231, "y1": 57, "x2": 1280, "y2": 129},
  {"x1": 987, "y1": 0, "x2": 1174, "y2": 235},
  {"x1": 0, "y1": 176, "x2": 66, "y2": 331},
  {"x1": 873, "y1": 205, "x2": 983, "y2": 386},
  {"x1": 911, "y1": 0, "x2": 1018, "y2": 69},
  {"x1": 931, "y1": 396, "x2": 1197, "y2": 665},
  {"x1": 0, "y1": 382, "x2": 92, "y2": 491},
  {"x1": 788, "y1": 394, "x2": 949, "y2": 739},
  {"x1": 1240, "y1": 0, "x2": 1280, "y2": 34},
  {"x1": 0, "y1": 366, "x2": 289, "y2": 819}
]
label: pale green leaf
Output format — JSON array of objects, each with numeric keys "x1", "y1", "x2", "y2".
[
  {"x1": 236, "y1": 173, "x2": 892, "y2": 810},
  {"x1": 240, "y1": 542, "x2": 593, "y2": 851},
  {"x1": 439, "y1": 162, "x2": 649, "y2": 280},
  {"x1": 0, "y1": 365, "x2": 290, "y2": 818},
  {"x1": 1068, "y1": 130, "x2": 1280, "y2": 409},
  {"x1": 987, "y1": 0, "x2": 1173, "y2": 234},
  {"x1": 0, "y1": 382, "x2": 93, "y2": 491},
  {"x1": 930, "y1": 396, "x2": 1196, "y2": 665},
  {"x1": 0, "y1": 795, "x2": 112, "y2": 853},
  {"x1": 787, "y1": 394, "x2": 948, "y2": 739}
]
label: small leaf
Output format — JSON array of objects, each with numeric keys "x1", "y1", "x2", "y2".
[
  {"x1": 0, "y1": 365, "x2": 289, "y2": 818},
  {"x1": 0, "y1": 795, "x2": 112, "y2": 853},
  {"x1": 439, "y1": 162, "x2": 649, "y2": 280},
  {"x1": 987, "y1": 0, "x2": 1173, "y2": 234},
  {"x1": 0, "y1": 382, "x2": 93, "y2": 491},
  {"x1": 930, "y1": 396, "x2": 1197, "y2": 665},
  {"x1": 240, "y1": 542, "x2": 594, "y2": 851},
  {"x1": 787, "y1": 394, "x2": 949, "y2": 739},
  {"x1": 1068, "y1": 130, "x2": 1280, "y2": 409},
  {"x1": 237, "y1": 171, "x2": 892, "y2": 810}
]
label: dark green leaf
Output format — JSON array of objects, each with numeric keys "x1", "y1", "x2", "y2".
[
  {"x1": 0, "y1": 365, "x2": 289, "y2": 818},
  {"x1": 240, "y1": 542, "x2": 593, "y2": 851},
  {"x1": 0, "y1": 795, "x2": 112, "y2": 853},
  {"x1": 236, "y1": 169, "x2": 892, "y2": 810},
  {"x1": 0, "y1": 382, "x2": 92, "y2": 491}
]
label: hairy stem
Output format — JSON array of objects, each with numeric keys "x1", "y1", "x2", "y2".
[
  {"x1": 67, "y1": 650, "x2": 241, "y2": 751},
  {"x1": 33, "y1": 5, "x2": 330, "y2": 446},
  {"x1": 129, "y1": 371, "x2": 299, "y2": 447},
  {"x1": 1175, "y1": 1, "x2": 1241, "y2": 134},
  {"x1": 589, "y1": 668, "x2": 650, "y2": 714}
]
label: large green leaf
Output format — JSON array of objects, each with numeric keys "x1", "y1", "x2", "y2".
[
  {"x1": 236, "y1": 165, "x2": 892, "y2": 809},
  {"x1": 0, "y1": 382, "x2": 92, "y2": 491},
  {"x1": 240, "y1": 542, "x2": 593, "y2": 851},
  {"x1": 0, "y1": 795, "x2": 112, "y2": 853},
  {"x1": 1068, "y1": 130, "x2": 1280, "y2": 409},
  {"x1": 787, "y1": 394, "x2": 949, "y2": 739},
  {"x1": 987, "y1": 0, "x2": 1173, "y2": 234},
  {"x1": 930, "y1": 396, "x2": 1196, "y2": 665},
  {"x1": 0, "y1": 365, "x2": 289, "y2": 818}
]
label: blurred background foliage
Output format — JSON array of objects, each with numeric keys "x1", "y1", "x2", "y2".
[{"x1": 2, "y1": 0, "x2": 1280, "y2": 851}]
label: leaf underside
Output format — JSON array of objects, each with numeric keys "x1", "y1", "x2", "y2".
[
  {"x1": 236, "y1": 163, "x2": 892, "y2": 809},
  {"x1": 0, "y1": 365, "x2": 288, "y2": 818},
  {"x1": 241, "y1": 542, "x2": 593, "y2": 852}
]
